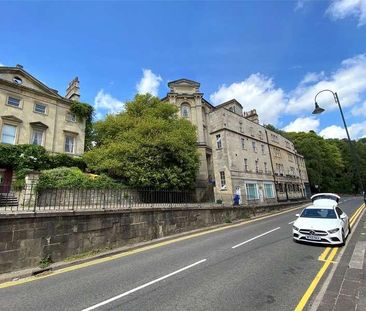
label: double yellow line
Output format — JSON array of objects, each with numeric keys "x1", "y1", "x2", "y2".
[{"x1": 294, "y1": 203, "x2": 365, "y2": 311}]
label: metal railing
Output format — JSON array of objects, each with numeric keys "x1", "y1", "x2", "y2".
[{"x1": 0, "y1": 184, "x2": 199, "y2": 212}]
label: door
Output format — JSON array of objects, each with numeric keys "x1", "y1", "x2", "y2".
[{"x1": 0, "y1": 168, "x2": 12, "y2": 193}]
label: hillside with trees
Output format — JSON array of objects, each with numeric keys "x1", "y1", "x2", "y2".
[{"x1": 265, "y1": 125, "x2": 366, "y2": 194}]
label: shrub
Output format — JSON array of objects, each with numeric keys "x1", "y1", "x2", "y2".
[{"x1": 36, "y1": 167, "x2": 124, "y2": 191}]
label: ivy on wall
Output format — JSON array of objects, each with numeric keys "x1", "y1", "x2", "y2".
[{"x1": 70, "y1": 101, "x2": 95, "y2": 151}]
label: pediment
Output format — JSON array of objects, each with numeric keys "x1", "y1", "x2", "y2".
[
  {"x1": 168, "y1": 79, "x2": 201, "y2": 94},
  {"x1": 1, "y1": 115, "x2": 23, "y2": 123},
  {"x1": 0, "y1": 67, "x2": 61, "y2": 98},
  {"x1": 30, "y1": 121, "x2": 48, "y2": 129}
]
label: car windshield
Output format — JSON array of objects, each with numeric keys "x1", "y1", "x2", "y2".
[{"x1": 300, "y1": 208, "x2": 337, "y2": 219}]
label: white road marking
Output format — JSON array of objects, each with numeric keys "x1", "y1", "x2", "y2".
[
  {"x1": 232, "y1": 227, "x2": 281, "y2": 249},
  {"x1": 288, "y1": 220, "x2": 295, "y2": 225},
  {"x1": 81, "y1": 259, "x2": 207, "y2": 311}
]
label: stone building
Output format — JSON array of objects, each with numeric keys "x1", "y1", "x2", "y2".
[
  {"x1": 163, "y1": 79, "x2": 310, "y2": 204},
  {"x1": 0, "y1": 64, "x2": 85, "y2": 188}
]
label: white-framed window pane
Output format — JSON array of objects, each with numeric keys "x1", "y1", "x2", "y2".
[
  {"x1": 31, "y1": 129, "x2": 43, "y2": 145},
  {"x1": 246, "y1": 183, "x2": 258, "y2": 200},
  {"x1": 65, "y1": 135, "x2": 75, "y2": 153},
  {"x1": 7, "y1": 97, "x2": 20, "y2": 107},
  {"x1": 34, "y1": 103, "x2": 46, "y2": 114},
  {"x1": 264, "y1": 183, "x2": 275, "y2": 198},
  {"x1": 220, "y1": 171, "x2": 226, "y2": 188},
  {"x1": 216, "y1": 134, "x2": 222, "y2": 149},
  {"x1": 241, "y1": 138, "x2": 245, "y2": 149},
  {"x1": 1, "y1": 124, "x2": 16, "y2": 144}
]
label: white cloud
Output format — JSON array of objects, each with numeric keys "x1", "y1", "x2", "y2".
[
  {"x1": 326, "y1": 0, "x2": 366, "y2": 26},
  {"x1": 282, "y1": 117, "x2": 320, "y2": 132},
  {"x1": 0, "y1": 62, "x2": 4, "y2": 66},
  {"x1": 94, "y1": 89, "x2": 125, "y2": 118},
  {"x1": 136, "y1": 69, "x2": 162, "y2": 96},
  {"x1": 319, "y1": 121, "x2": 366, "y2": 139},
  {"x1": 286, "y1": 54, "x2": 366, "y2": 115},
  {"x1": 351, "y1": 100, "x2": 366, "y2": 117},
  {"x1": 209, "y1": 73, "x2": 286, "y2": 125}
]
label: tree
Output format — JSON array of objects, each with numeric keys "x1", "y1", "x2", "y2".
[{"x1": 83, "y1": 94, "x2": 200, "y2": 189}]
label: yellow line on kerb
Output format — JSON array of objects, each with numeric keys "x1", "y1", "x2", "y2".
[
  {"x1": 0, "y1": 205, "x2": 303, "y2": 289},
  {"x1": 294, "y1": 247, "x2": 338, "y2": 311},
  {"x1": 295, "y1": 203, "x2": 365, "y2": 311}
]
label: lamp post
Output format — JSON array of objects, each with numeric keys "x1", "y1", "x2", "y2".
[{"x1": 312, "y1": 89, "x2": 364, "y2": 193}]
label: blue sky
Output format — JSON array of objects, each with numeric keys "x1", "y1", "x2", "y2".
[{"x1": 1, "y1": 0, "x2": 366, "y2": 138}]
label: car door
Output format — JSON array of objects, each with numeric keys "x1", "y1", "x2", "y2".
[{"x1": 336, "y1": 206, "x2": 348, "y2": 232}]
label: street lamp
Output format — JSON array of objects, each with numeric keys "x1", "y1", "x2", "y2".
[{"x1": 312, "y1": 89, "x2": 364, "y2": 193}]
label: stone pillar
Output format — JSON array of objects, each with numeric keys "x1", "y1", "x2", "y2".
[{"x1": 19, "y1": 171, "x2": 40, "y2": 209}]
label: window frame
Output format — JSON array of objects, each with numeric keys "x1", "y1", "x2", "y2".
[
  {"x1": 66, "y1": 112, "x2": 77, "y2": 123},
  {"x1": 34, "y1": 102, "x2": 47, "y2": 115},
  {"x1": 31, "y1": 128, "x2": 44, "y2": 146},
  {"x1": 219, "y1": 171, "x2": 226, "y2": 189},
  {"x1": 246, "y1": 182, "x2": 259, "y2": 200},
  {"x1": 216, "y1": 134, "x2": 222, "y2": 149},
  {"x1": 6, "y1": 96, "x2": 22, "y2": 109},
  {"x1": 1, "y1": 124, "x2": 17, "y2": 144},
  {"x1": 64, "y1": 134, "x2": 76, "y2": 154}
]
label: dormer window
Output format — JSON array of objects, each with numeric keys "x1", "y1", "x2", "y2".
[{"x1": 12, "y1": 76, "x2": 22, "y2": 85}]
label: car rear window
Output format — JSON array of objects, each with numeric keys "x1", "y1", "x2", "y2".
[{"x1": 300, "y1": 208, "x2": 337, "y2": 219}]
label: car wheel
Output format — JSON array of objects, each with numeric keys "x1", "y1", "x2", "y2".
[{"x1": 341, "y1": 229, "x2": 345, "y2": 246}]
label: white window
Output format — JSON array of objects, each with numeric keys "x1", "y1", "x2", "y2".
[
  {"x1": 65, "y1": 135, "x2": 75, "y2": 153},
  {"x1": 264, "y1": 183, "x2": 275, "y2": 198},
  {"x1": 259, "y1": 131, "x2": 263, "y2": 140},
  {"x1": 246, "y1": 183, "x2": 259, "y2": 200},
  {"x1": 66, "y1": 112, "x2": 77, "y2": 122},
  {"x1": 1, "y1": 124, "x2": 16, "y2": 144},
  {"x1": 255, "y1": 160, "x2": 259, "y2": 173},
  {"x1": 31, "y1": 129, "x2": 44, "y2": 146},
  {"x1": 261, "y1": 144, "x2": 265, "y2": 154},
  {"x1": 241, "y1": 138, "x2": 245, "y2": 149},
  {"x1": 252, "y1": 141, "x2": 256, "y2": 152},
  {"x1": 181, "y1": 104, "x2": 190, "y2": 118},
  {"x1": 220, "y1": 171, "x2": 226, "y2": 189},
  {"x1": 7, "y1": 97, "x2": 20, "y2": 108},
  {"x1": 244, "y1": 158, "x2": 248, "y2": 172},
  {"x1": 239, "y1": 122, "x2": 243, "y2": 133},
  {"x1": 264, "y1": 162, "x2": 268, "y2": 174},
  {"x1": 34, "y1": 103, "x2": 47, "y2": 114},
  {"x1": 216, "y1": 134, "x2": 222, "y2": 149}
]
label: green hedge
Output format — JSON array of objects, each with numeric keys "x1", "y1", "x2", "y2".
[
  {"x1": 0, "y1": 144, "x2": 86, "y2": 171},
  {"x1": 36, "y1": 167, "x2": 124, "y2": 191}
]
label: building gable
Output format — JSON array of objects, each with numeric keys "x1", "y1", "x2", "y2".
[{"x1": 0, "y1": 66, "x2": 61, "y2": 98}]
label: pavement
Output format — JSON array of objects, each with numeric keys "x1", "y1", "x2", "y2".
[
  {"x1": 315, "y1": 201, "x2": 366, "y2": 311},
  {"x1": 0, "y1": 197, "x2": 364, "y2": 311}
]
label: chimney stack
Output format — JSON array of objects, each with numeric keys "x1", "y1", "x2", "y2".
[
  {"x1": 244, "y1": 109, "x2": 259, "y2": 124},
  {"x1": 66, "y1": 77, "x2": 80, "y2": 101}
]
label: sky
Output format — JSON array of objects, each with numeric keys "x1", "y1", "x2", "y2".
[{"x1": 1, "y1": 0, "x2": 366, "y2": 139}]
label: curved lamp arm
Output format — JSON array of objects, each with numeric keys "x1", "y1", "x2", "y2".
[{"x1": 314, "y1": 89, "x2": 336, "y2": 103}]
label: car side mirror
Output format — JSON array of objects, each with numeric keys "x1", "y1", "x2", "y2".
[
  {"x1": 296, "y1": 214, "x2": 300, "y2": 217},
  {"x1": 340, "y1": 214, "x2": 346, "y2": 220}
]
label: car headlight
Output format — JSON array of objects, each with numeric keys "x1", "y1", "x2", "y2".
[
  {"x1": 293, "y1": 225, "x2": 299, "y2": 231},
  {"x1": 328, "y1": 228, "x2": 340, "y2": 234}
]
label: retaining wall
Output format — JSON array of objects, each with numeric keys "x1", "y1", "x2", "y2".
[{"x1": 0, "y1": 201, "x2": 307, "y2": 274}]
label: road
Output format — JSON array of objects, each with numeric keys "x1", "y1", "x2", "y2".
[{"x1": 1, "y1": 197, "x2": 364, "y2": 311}]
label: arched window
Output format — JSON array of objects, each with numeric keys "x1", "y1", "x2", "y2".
[{"x1": 181, "y1": 103, "x2": 191, "y2": 118}]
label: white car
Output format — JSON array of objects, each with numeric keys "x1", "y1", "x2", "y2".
[{"x1": 293, "y1": 193, "x2": 350, "y2": 245}]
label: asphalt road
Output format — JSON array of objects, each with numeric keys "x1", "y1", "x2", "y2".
[{"x1": 1, "y1": 197, "x2": 364, "y2": 311}]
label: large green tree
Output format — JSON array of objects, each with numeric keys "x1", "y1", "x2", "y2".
[{"x1": 84, "y1": 94, "x2": 199, "y2": 189}]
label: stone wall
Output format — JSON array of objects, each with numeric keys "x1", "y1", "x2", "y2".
[{"x1": 0, "y1": 201, "x2": 306, "y2": 274}]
